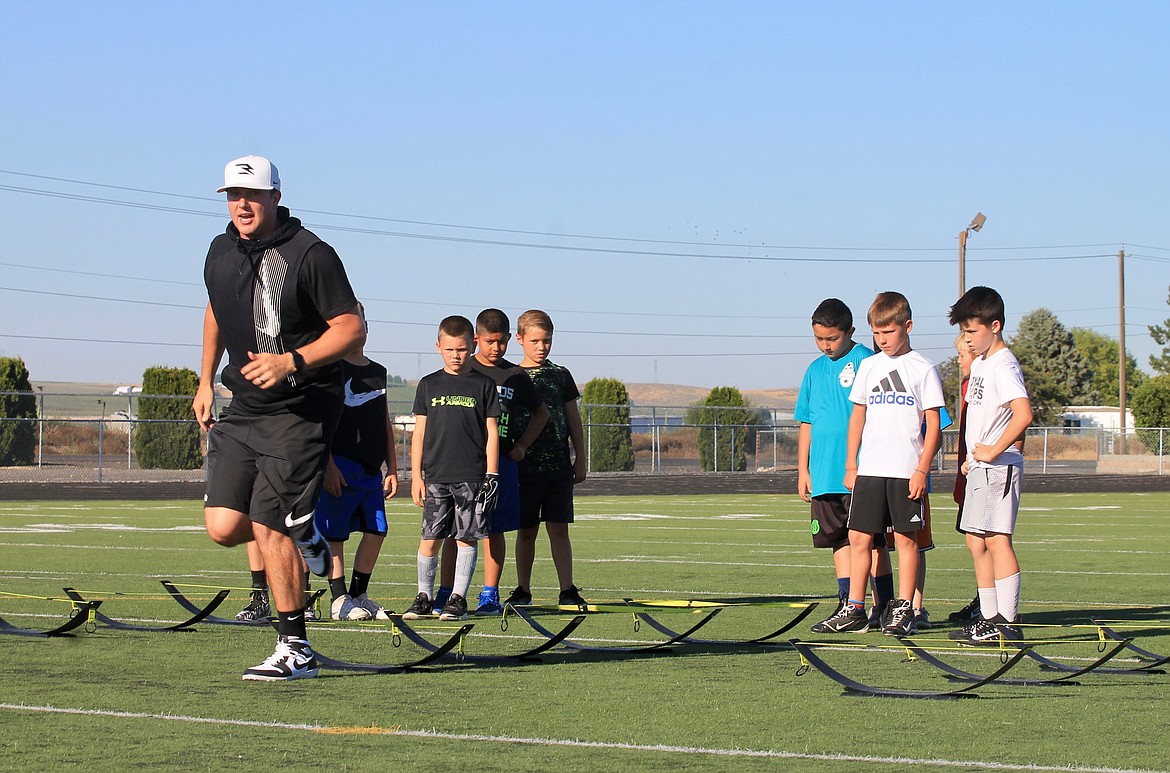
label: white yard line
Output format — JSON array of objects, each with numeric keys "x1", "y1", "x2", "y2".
[{"x1": 0, "y1": 702, "x2": 1164, "y2": 773}]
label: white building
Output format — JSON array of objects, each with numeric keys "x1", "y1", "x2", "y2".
[{"x1": 1061, "y1": 405, "x2": 1135, "y2": 432}]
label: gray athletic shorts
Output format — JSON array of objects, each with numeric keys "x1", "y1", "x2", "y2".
[
  {"x1": 421, "y1": 481, "x2": 488, "y2": 541},
  {"x1": 959, "y1": 464, "x2": 1021, "y2": 535}
]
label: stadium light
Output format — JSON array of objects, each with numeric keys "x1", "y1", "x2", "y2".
[{"x1": 957, "y1": 212, "x2": 986, "y2": 297}]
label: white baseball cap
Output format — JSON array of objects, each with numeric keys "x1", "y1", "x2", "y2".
[{"x1": 217, "y1": 155, "x2": 280, "y2": 193}]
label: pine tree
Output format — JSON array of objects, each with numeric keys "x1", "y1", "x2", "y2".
[
  {"x1": 134, "y1": 366, "x2": 203, "y2": 470},
  {"x1": 687, "y1": 386, "x2": 754, "y2": 472},
  {"x1": 1008, "y1": 309, "x2": 1096, "y2": 424},
  {"x1": 0, "y1": 357, "x2": 36, "y2": 466},
  {"x1": 580, "y1": 378, "x2": 635, "y2": 472}
]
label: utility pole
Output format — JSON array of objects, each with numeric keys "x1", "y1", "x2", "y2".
[{"x1": 1119, "y1": 248, "x2": 1127, "y2": 452}]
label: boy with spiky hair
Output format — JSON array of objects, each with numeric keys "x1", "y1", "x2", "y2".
[
  {"x1": 795, "y1": 299, "x2": 896, "y2": 633},
  {"x1": 505, "y1": 309, "x2": 588, "y2": 609},
  {"x1": 405, "y1": 315, "x2": 500, "y2": 622},
  {"x1": 811, "y1": 291, "x2": 944, "y2": 636},
  {"x1": 948, "y1": 286, "x2": 1033, "y2": 644}
]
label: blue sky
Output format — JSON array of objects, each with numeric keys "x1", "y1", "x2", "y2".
[{"x1": 2, "y1": 2, "x2": 1167, "y2": 391}]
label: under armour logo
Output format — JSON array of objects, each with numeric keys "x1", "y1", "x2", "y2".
[{"x1": 235, "y1": 163, "x2": 256, "y2": 175}]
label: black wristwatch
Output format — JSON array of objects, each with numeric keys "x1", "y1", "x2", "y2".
[{"x1": 290, "y1": 350, "x2": 306, "y2": 373}]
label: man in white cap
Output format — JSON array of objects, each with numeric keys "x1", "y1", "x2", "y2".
[{"x1": 193, "y1": 155, "x2": 365, "y2": 680}]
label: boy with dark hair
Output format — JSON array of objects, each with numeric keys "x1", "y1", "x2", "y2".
[
  {"x1": 505, "y1": 309, "x2": 588, "y2": 609},
  {"x1": 315, "y1": 304, "x2": 400, "y2": 621},
  {"x1": 795, "y1": 299, "x2": 896, "y2": 633},
  {"x1": 811, "y1": 291, "x2": 944, "y2": 636},
  {"x1": 405, "y1": 316, "x2": 500, "y2": 622},
  {"x1": 948, "y1": 286, "x2": 1033, "y2": 644}
]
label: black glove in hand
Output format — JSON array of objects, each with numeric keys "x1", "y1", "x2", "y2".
[{"x1": 476, "y1": 472, "x2": 500, "y2": 515}]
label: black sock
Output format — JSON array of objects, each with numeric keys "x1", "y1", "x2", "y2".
[
  {"x1": 329, "y1": 577, "x2": 347, "y2": 599},
  {"x1": 250, "y1": 570, "x2": 267, "y2": 590},
  {"x1": 350, "y1": 571, "x2": 372, "y2": 598},
  {"x1": 277, "y1": 609, "x2": 308, "y2": 640}
]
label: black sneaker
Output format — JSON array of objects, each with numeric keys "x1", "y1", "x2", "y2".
[
  {"x1": 439, "y1": 593, "x2": 468, "y2": 621},
  {"x1": 810, "y1": 603, "x2": 870, "y2": 633},
  {"x1": 948, "y1": 595, "x2": 981, "y2": 623},
  {"x1": 558, "y1": 585, "x2": 588, "y2": 609},
  {"x1": 881, "y1": 598, "x2": 915, "y2": 636},
  {"x1": 234, "y1": 589, "x2": 270, "y2": 622},
  {"x1": 810, "y1": 598, "x2": 849, "y2": 633},
  {"x1": 242, "y1": 635, "x2": 319, "y2": 681},
  {"x1": 402, "y1": 593, "x2": 432, "y2": 620},
  {"x1": 952, "y1": 616, "x2": 1002, "y2": 646},
  {"x1": 995, "y1": 616, "x2": 1023, "y2": 641},
  {"x1": 867, "y1": 600, "x2": 890, "y2": 633},
  {"x1": 503, "y1": 586, "x2": 532, "y2": 607}
]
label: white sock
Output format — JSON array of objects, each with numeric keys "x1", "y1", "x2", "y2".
[
  {"x1": 994, "y1": 573, "x2": 1021, "y2": 622},
  {"x1": 454, "y1": 543, "x2": 478, "y2": 598},
  {"x1": 977, "y1": 587, "x2": 998, "y2": 620},
  {"x1": 417, "y1": 552, "x2": 438, "y2": 598}
]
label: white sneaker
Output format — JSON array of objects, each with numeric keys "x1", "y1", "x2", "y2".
[
  {"x1": 293, "y1": 522, "x2": 332, "y2": 577},
  {"x1": 242, "y1": 636, "x2": 319, "y2": 681},
  {"x1": 352, "y1": 592, "x2": 392, "y2": 620},
  {"x1": 331, "y1": 593, "x2": 372, "y2": 621}
]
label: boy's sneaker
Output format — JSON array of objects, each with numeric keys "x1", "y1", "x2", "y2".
[
  {"x1": 948, "y1": 595, "x2": 982, "y2": 623},
  {"x1": 881, "y1": 598, "x2": 915, "y2": 636},
  {"x1": 331, "y1": 593, "x2": 372, "y2": 621},
  {"x1": 431, "y1": 587, "x2": 452, "y2": 617},
  {"x1": 303, "y1": 601, "x2": 319, "y2": 622},
  {"x1": 242, "y1": 635, "x2": 319, "y2": 681},
  {"x1": 810, "y1": 603, "x2": 870, "y2": 634},
  {"x1": 912, "y1": 608, "x2": 931, "y2": 632},
  {"x1": 234, "y1": 589, "x2": 270, "y2": 622},
  {"x1": 951, "y1": 616, "x2": 1002, "y2": 646},
  {"x1": 474, "y1": 589, "x2": 503, "y2": 616},
  {"x1": 402, "y1": 593, "x2": 432, "y2": 620},
  {"x1": 353, "y1": 593, "x2": 393, "y2": 620},
  {"x1": 503, "y1": 586, "x2": 532, "y2": 607},
  {"x1": 995, "y1": 616, "x2": 1023, "y2": 641},
  {"x1": 439, "y1": 593, "x2": 469, "y2": 621},
  {"x1": 867, "y1": 600, "x2": 889, "y2": 632},
  {"x1": 810, "y1": 599, "x2": 849, "y2": 633},
  {"x1": 293, "y1": 521, "x2": 332, "y2": 577},
  {"x1": 558, "y1": 585, "x2": 588, "y2": 609}
]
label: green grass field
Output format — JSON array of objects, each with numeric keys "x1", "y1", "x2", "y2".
[{"x1": 1, "y1": 492, "x2": 1168, "y2": 772}]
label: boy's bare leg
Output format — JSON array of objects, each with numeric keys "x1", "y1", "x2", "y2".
[
  {"x1": 328, "y1": 541, "x2": 347, "y2": 581},
  {"x1": 832, "y1": 545, "x2": 849, "y2": 585},
  {"x1": 436, "y1": 537, "x2": 457, "y2": 597},
  {"x1": 846, "y1": 530, "x2": 875, "y2": 604},
  {"x1": 546, "y1": 522, "x2": 573, "y2": 590},
  {"x1": 353, "y1": 534, "x2": 385, "y2": 574},
  {"x1": 892, "y1": 532, "x2": 919, "y2": 601},
  {"x1": 483, "y1": 532, "x2": 506, "y2": 588},
  {"x1": 966, "y1": 532, "x2": 995, "y2": 588},
  {"x1": 515, "y1": 525, "x2": 540, "y2": 591},
  {"x1": 913, "y1": 553, "x2": 927, "y2": 610}
]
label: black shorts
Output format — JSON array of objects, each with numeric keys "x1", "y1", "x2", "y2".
[
  {"x1": 811, "y1": 494, "x2": 888, "y2": 549},
  {"x1": 204, "y1": 409, "x2": 337, "y2": 536},
  {"x1": 847, "y1": 475, "x2": 924, "y2": 535},
  {"x1": 518, "y1": 468, "x2": 574, "y2": 529}
]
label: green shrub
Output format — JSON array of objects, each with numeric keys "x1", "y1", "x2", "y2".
[
  {"x1": 581, "y1": 378, "x2": 635, "y2": 472},
  {"x1": 687, "y1": 386, "x2": 754, "y2": 472},
  {"x1": 0, "y1": 357, "x2": 36, "y2": 466},
  {"x1": 1131, "y1": 375, "x2": 1170, "y2": 455},
  {"x1": 134, "y1": 366, "x2": 202, "y2": 470}
]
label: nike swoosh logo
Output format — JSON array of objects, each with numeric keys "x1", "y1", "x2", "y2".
[
  {"x1": 287, "y1": 613, "x2": 303, "y2": 622},
  {"x1": 344, "y1": 379, "x2": 385, "y2": 407},
  {"x1": 285, "y1": 511, "x2": 314, "y2": 528}
]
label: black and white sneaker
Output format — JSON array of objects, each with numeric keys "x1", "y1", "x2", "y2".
[
  {"x1": 503, "y1": 586, "x2": 532, "y2": 607},
  {"x1": 881, "y1": 598, "x2": 915, "y2": 636},
  {"x1": 439, "y1": 593, "x2": 468, "y2": 621},
  {"x1": 242, "y1": 635, "x2": 319, "y2": 681},
  {"x1": 402, "y1": 593, "x2": 432, "y2": 620},
  {"x1": 952, "y1": 616, "x2": 1002, "y2": 646},
  {"x1": 867, "y1": 600, "x2": 889, "y2": 633},
  {"x1": 293, "y1": 521, "x2": 332, "y2": 577},
  {"x1": 995, "y1": 616, "x2": 1023, "y2": 641},
  {"x1": 810, "y1": 603, "x2": 870, "y2": 633},
  {"x1": 234, "y1": 589, "x2": 270, "y2": 622},
  {"x1": 558, "y1": 585, "x2": 588, "y2": 609},
  {"x1": 948, "y1": 595, "x2": 982, "y2": 623}
]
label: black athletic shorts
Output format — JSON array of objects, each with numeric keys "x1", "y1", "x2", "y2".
[
  {"x1": 811, "y1": 494, "x2": 888, "y2": 549},
  {"x1": 847, "y1": 475, "x2": 924, "y2": 535},
  {"x1": 518, "y1": 468, "x2": 575, "y2": 529},
  {"x1": 205, "y1": 409, "x2": 337, "y2": 536}
]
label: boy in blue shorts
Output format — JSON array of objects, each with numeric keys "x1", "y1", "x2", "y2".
[
  {"x1": 812, "y1": 291, "x2": 944, "y2": 636},
  {"x1": 948, "y1": 286, "x2": 1033, "y2": 644},
  {"x1": 796, "y1": 299, "x2": 896, "y2": 633},
  {"x1": 314, "y1": 305, "x2": 400, "y2": 620},
  {"x1": 405, "y1": 316, "x2": 501, "y2": 622},
  {"x1": 505, "y1": 309, "x2": 588, "y2": 609}
]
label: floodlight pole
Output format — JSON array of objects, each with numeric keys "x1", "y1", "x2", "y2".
[
  {"x1": 958, "y1": 228, "x2": 968, "y2": 298},
  {"x1": 1119, "y1": 249, "x2": 1127, "y2": 452}
]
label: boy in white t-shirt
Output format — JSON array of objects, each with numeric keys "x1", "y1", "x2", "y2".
[
  {"x1": 811, "y1": 292, "x2": 944, "y2": 636},
  {"x1": 948, "y1": 286, "x2": 1033, "y2": 645}
]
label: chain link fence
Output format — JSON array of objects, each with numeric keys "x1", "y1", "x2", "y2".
[{"x1": 1, "y1": 392, "x2": 1167, "y2": 482}]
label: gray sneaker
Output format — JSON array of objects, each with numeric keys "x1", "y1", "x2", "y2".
[
  {"x1": 353, "y1": 592, "x2": 392, "y2": 620},
  {"x1": 331, "y1": 593, "x2": 372, "y2": 621}
]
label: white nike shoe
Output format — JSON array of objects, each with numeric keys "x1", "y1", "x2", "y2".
[
  {"x1": 331, "y1": 593, "x2": 372, "y2": 621},
  {"x1": 242, "y1": 635, "x2": 319, "y2": 681}
]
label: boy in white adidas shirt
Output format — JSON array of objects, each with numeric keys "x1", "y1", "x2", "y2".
[
  {"x1": 811, "y1": 291, "x2": 944, "y2": 636},
  {"x1": 947, "y1": 286, "x2": 1033, "y2": 645}
]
